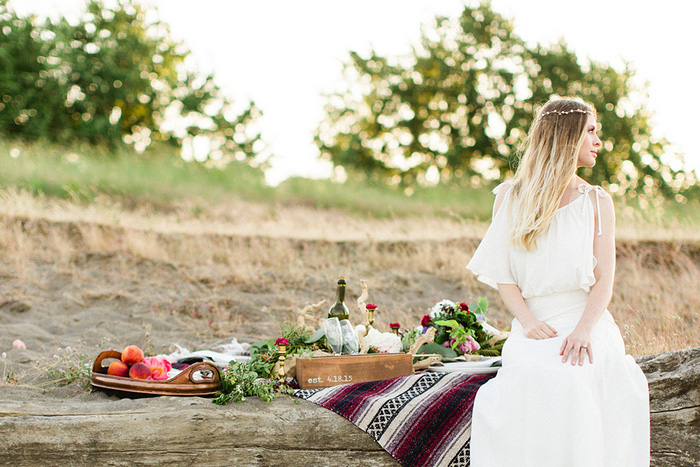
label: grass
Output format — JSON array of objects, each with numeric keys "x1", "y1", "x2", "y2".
[
  {"x1": 3, "y1": 139, "x2": 699, "y2": 231},
  {"x1": 0, "y1": 140, "x2": 504, "y2": 222},
  {"x1": 0, "y1": 140, "x2": 272, "y2": 209}
]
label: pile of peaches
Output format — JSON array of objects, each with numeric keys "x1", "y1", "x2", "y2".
[{"x1": 107, "y1": 345, "x2": 167, "y2": 380}]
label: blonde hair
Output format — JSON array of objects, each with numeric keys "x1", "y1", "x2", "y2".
[{"x1": 509, "y1": 99, "x2": 596, "y2": 251}]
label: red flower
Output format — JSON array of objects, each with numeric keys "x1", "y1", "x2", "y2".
[
  {"x1": 459, "y1": 302, "x2": 470, "y2": 313},
  {"x1": 389, "y1": 322, "x2": 401, "y2": 329},
  {"x1": 421, "y1": 314, "x2": 431, "y2": 327},
  {"x1": 366, "y1": 304, "x2": 378, "y2": 310},
  {"x1": 275, "y1": 338, "x2": 289, "y2": 346}
]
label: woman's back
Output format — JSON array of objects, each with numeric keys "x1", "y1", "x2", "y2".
[{"x1": 467, "y1": 182, "x2": 607, "y2": 299}]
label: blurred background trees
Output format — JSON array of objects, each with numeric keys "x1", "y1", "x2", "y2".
[
  {"x1": 1, "y1": 0, "x2": 696, "y2": 201},
  {"x1": 316, "y1": 3, "x2": 696, "y2": 201},
  {"x1": 0, "y1": 0, "x2": 264, "y2": 165}
]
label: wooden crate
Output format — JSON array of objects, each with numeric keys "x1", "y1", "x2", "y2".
[{"x1": 296, "y1": 353, "x2": 413, "y2": 389}]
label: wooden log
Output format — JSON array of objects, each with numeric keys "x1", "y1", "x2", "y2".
[
  {"x1": 0, "y1": 393, "x2": 398, "y2": 466},
  {"x1": 637, "y1": 347, "x2": 700, "y2": 466},
  {"x1": 1, "y1": 347, "x2": 698, "y2": 466}
]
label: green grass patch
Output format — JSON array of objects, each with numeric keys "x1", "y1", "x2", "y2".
[
  {"x1": 275, "y1": 176, "x2": 495, "y2": 220},
  {"x1": 0, "y1": 140, "x2": 273, "y2": 207},
  {"x1": 0, "y1": 139, "x2": 496, "y2": 220},
  {"x1": 1, "y1": 139, "x2": 698, "y2": 227}
]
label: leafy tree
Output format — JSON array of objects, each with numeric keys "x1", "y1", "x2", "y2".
[
  {"x1": 0, "y1": 0, "x2": 66, "y2": 140},
  {"x1": 0, "y1": 0, "x2": 264, "y2": 165},
  {"x1": 316, "y1": 2, "x2": 695, "y2": 201}
]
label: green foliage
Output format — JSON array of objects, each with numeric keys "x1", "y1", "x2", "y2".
[
  {"x1": 427, "y1": 299, "x2": 500, "y2": 355},
  {"x1": 34, "y1": 344, "x2": 93, "y2": 389},
  {"x1": 305, "y1": 327, "x2": 326, "y2": 344},
  {"x1": 0, "y1": 0, "x2": 263, "y2": 164},
  {"x1": 434, "y1": 319, "x2": 472, "y2": 350},
  {"x1": 213, "y1": 322, "x2": 325, "y2": 405},
  {"x1": 416, "y1": 342, "x2": 458, "y2": 359},
  {"x1": 213, "y1": 360, "x2": 289, "y2": 404},
  {"x1": 316, "y1": 2, "x2": 696, "y2": 201},
  {"x1": 280, "y1": 322, "x2": 313, "y2": 347},
  {"x1": 475, "y1": 340, "x2": 505, "y2": 357},
  {"x1": 248, "y1": 339, "x2": 277, "y2": 378}
]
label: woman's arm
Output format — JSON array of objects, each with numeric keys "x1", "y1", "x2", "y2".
[
  {"x1": 498, "y1": 283, "x2": 558, "y2": 339},
  {"x1": 560, "y1": 192, "x2": 616, "y2": 365},
  {"x1": 492, "y1": 182, "x2": 557, "y2": 340}
]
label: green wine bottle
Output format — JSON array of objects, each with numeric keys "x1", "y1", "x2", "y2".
[{"x1": 328, "y1": 276, "x2": 350, "y2": 321}]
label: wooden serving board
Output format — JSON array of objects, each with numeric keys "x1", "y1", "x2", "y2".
[
  {"x1": 91, "y1": 350, "x2": 221, "y2": 396},
  {"x1": 296, "y1": 353, "x2": 413, "y2": 389}
]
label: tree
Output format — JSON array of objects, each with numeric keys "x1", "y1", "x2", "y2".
[
  {"x1": 0, "y1": 0, "x2": 264, "y2": 165},
  {"x1": 315, "y1": 2, "x2": 695, "y2": 201}
]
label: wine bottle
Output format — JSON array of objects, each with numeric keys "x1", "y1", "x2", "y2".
[{"x1": 328, "y1": 276, "x2": 350, "y2": 321}]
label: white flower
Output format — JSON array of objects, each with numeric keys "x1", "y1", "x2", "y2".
[
  {"x1": 430, "y1": 299, "x2": 455, "y2": 318},
  {"x1": 358, "y1": 327, "x2": 402, "y2": 354}
]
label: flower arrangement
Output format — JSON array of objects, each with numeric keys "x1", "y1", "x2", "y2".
[{"x1": 408, "y1": 297, "x2": 505, "y2": 357}]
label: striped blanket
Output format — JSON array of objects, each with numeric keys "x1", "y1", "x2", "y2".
[{"x1": 294, "y1": 371, "x2": 494, "y2": 467}]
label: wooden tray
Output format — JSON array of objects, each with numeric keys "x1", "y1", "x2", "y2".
[
  {"x1": 91, "y1": 350, "x2": 221, "y2": 396},
  {"x1": 296, "y1": 353, "x2": 413, "y2": 389}
]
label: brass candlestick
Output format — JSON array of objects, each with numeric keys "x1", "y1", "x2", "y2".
[
  {"x1": 367, "y1": 308, "x2": 375, "y2": 328},
  {"x1": 277, "y1": 345, "x2": 286, "y2": 383}
]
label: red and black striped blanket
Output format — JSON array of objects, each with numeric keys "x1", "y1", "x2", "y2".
[{"x1": 294, "y1": 371, "x2": 494, "y2": 467}]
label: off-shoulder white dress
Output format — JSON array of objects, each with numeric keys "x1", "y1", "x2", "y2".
[{"x1": 467, "y1": 182, "x2": 650, "y2": 466}]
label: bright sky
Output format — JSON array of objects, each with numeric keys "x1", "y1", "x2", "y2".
[{"x1": 13, "y1": 0, "x2": 700, "y2": 185}]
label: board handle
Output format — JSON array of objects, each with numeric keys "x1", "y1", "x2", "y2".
[
  {"x1": 92, "y1": 350, "x2": 123, "y2": 373},
  {"x1": 170, "y1": 362, "x2": 221, "y2": 385}
]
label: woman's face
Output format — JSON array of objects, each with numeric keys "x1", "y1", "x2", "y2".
[{"x1": 577, "y1": 114, "x2": 602, "y2": 168}]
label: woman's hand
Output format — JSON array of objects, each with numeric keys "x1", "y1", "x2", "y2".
[
  {"x1": 521, "y1": 319, "x2": 558, "y2": 340},
  {"x1": 560, "y1": 327, "x2": 593, "y2": 365}
]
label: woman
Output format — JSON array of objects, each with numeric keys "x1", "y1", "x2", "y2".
[{"x1": 467, "y1": 98, "x2": 650, "y2": 466}]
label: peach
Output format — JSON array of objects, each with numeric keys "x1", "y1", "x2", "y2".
[
  {"x1": 107, "y1": 360, "x2": 129, "y2": 377},
  {"x1": 128, "y1": 362, "x2": 152, "y2": 380},
  {"x1": 121, "y1": 345, "x2": 144, "y2": 365}
]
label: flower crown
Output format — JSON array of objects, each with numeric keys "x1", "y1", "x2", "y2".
[{"x1": 536, "y1": 108, "x2": 594, "y2": 122}]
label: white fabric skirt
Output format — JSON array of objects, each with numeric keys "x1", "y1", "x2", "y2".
[{"x1": 470, "y1": 290, "x2": 650, "y2": 466}]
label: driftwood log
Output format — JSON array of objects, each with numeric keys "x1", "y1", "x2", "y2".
[
  {"x1": 1, "y1": 347, "x2": 699, "y2": 466},
  {"x1": 637, "y1": 347, "x2": 700, "y2": 466}
]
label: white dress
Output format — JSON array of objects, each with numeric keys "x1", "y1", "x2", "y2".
[{"x1": 466, "y1": 183, "x2": 650, "y2": 466}]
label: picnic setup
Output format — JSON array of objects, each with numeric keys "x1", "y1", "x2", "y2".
[{"x1": 85, "y1": 278, "x2": 509, "y2": 466}]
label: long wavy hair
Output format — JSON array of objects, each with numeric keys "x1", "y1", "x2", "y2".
[{"x1": 509, "y1": 98, "x2": 596, "y2": 251}]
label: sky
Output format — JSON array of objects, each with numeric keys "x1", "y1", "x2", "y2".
[{"x1": 12, "y1": 0, "x2": 700, "y2": 185}]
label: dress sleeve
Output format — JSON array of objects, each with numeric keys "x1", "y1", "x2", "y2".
[{"x1": 466, "y1": 183, "x2": 517, "y2": 290}]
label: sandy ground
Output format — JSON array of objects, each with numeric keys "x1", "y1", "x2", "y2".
[{"x1": 0, "y1": 230, "x2": 490, "y2": 402}]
